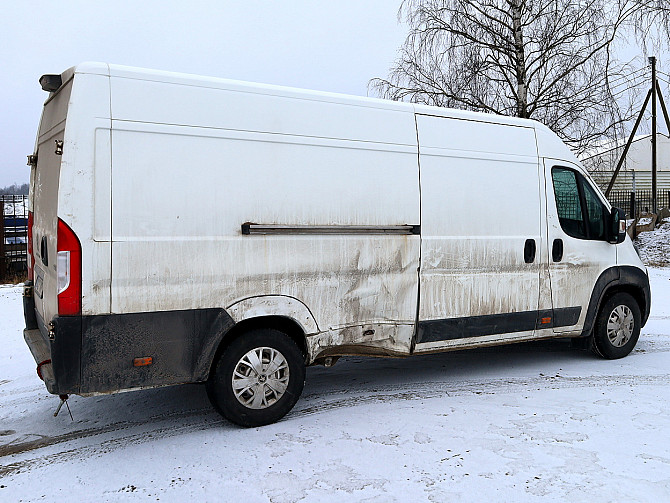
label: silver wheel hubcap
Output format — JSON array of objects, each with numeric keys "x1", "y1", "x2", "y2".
[
  {"x1": 232, "y1": 347, "x2": 290, "y2": 409},
  {"x1": 606, "y1": 305, "x2": 634, "y2": 347}
]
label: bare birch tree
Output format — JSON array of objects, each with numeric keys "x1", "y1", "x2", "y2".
[{"x1": 371, "y1": 0, "x2": 670, "y2": 154}]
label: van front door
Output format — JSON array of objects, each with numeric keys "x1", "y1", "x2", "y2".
[{"x1": 544, "y1": 160, "x2": 616, "y2": 334}]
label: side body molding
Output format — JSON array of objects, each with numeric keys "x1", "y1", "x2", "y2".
[{"x1": 226, "y1": 295, "x2": 320, "y2": 336}]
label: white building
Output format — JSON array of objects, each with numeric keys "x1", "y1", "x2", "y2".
[{"x1": 582, "y1": 133, "x2": 670, "y2": 193}]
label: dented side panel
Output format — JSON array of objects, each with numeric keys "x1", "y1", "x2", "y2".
[{"x1": 109, "y1": 76, "x2": 421, "y2": 361}]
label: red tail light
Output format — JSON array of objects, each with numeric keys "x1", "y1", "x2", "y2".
[
  {"x1": 57, "y1": 219, "x2": 81, "y2": 315},
  {"x1": 27, "y1": 211, "x2": 34, "y2": 281}
]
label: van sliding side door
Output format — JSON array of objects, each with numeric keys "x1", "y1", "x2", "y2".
[{"x1": 413, "y1": 115, "x2": 542, "y2": 351}]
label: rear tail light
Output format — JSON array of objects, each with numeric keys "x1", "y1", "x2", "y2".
[
  {"x1": 27, "y1": 211, "x2": 34, "y2": 281},
  {"x1": 57, "y1": 219, "x2": 81, "y2": 315}
]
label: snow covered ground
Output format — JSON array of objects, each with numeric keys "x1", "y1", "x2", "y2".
[
  {"x1": 1, "y1": 270, "x2": 669, "y2": 502},
  {"x1": 637, "y1": 217, "x2": 670, "y2": 267}
]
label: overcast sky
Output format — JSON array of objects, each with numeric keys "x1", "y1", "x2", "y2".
[
  {"x1": 2, "y1": 2, "x2": 668, "y2": 189},
  {"x1": 0, "y1": 0, "x2": 407, "y2": 187}
]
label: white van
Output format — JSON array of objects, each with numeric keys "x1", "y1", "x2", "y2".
[{"x1": 23, "y1": 63, "x2": 650, "y2": 426}]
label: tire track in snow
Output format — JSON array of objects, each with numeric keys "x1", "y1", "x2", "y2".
[{"x1": 1, "y1": 371, "x2": 669, "y2": 477}]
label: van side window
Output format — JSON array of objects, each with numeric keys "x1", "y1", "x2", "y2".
[
  {"x1": 551, "y1": 166, "x2": 607, "y2": 241},
  {"x1": 552, "y1": 167, "x2": 586, "y2": 239}
]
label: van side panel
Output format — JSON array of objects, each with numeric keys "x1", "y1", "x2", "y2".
[{"x1": 108, "y1": 76, "x2": 420, "y2": 364}]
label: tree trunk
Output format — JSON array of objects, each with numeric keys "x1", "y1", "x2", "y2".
[{"x1": 511, "y1": 0, "x2": 528, "y2": 118}]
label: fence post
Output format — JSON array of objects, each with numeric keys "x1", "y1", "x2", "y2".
[
  {"x1": 629, "y1": 191, "x2": 636, "y2": 220},
  {"x1": 0, "y1": 205, "x2": 5, "y2": 280}
]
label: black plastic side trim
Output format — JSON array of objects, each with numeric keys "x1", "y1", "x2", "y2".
[
  {"x1": 51, "y1": 316, "x2": 82, "y2": 394},
  {"x1": 580, "y1": 265, "x2": 651, "y2": 337},
  {"x1": 553, "y1": 306, "x2": 582, "y2": 327},
  {"x1": 76, "y1": 309, "x2": 235, "y2": 394},
  {"x1": 417, "y1": 307, "x2": 582, "y2": 344}
]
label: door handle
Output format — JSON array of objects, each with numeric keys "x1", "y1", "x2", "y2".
[
  {"x1": 552, "y1": 238, "x2": 563, "y2": 262},
  {"x1": 524, "y1": 239, "x2": 536, "y2": 263},
  {"x1": 40, "y1": 235, "x2": 48, "y2": 267}
]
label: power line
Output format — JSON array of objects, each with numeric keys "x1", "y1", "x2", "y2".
[
  {"x1": 601, "y1": 67, "x2": 649, "y2": 88},
  {"x1": 564, "y1": 74, "x2": 648, "y2": 102}
]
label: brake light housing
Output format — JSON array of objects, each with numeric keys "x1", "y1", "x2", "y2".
[{"x1": 57, "y1": 219, "x2": 81, "y2": 315}]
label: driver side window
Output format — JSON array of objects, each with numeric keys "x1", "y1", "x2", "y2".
[{"x1": 552, "y1": 167, "x2": 607, "y2": 241}]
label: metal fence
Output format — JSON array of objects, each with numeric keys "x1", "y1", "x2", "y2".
[
  {"x1": 1, "y1": 195, "x2": 28, "y2": 279},
  {"x1": 607, "y1": 190, "x2": 670, "y2": 219}
]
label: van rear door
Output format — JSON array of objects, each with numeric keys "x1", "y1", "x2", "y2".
[{"x1": 30, "y1": 72, "x2": 74, "y2": 327}]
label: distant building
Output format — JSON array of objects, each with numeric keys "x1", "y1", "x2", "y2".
[{"x1": 581, "y1": 133, "x2": 670, "y2": 193}]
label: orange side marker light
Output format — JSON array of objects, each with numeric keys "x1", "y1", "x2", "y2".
[
  {"x1": 133, "y1": 357, "x2": 153, "y2": 367},
  {"x1": 541, "y1": 317, "x2": 552, "y2": 324}
]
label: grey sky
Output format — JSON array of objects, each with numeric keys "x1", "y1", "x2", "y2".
[
  {"x1": 0, "y1": 1, "x2": 407, "y2": 187},
  {"x1": 2, "y1": 2, "x2": 667, "y2": 188}
]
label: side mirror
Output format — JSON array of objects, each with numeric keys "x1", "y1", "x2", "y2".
[{"x1": 609, "y1": 207, "x2": 627, "y2": 244}]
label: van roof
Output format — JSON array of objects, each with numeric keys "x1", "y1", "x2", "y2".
[
  {"x1": 71, "y1": 62, "x2": 540, "y2": 126},
  {"x1": 67, "y1": 62, "x2": 576, "y2": 163}
]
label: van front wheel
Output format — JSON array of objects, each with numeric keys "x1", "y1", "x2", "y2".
[
  {"x1": 592, "y1": 292, "x2": 641, "y2": 359},
  {"x1": 207, "y1": 329, "x2": 305, "y2": 427}
]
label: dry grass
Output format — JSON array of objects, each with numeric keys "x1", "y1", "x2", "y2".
[{"x1": 0, "y1": 271, "x2": 27, "y2": 285}]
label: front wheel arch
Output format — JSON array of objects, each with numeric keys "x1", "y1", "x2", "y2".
[{"x1": 581, "y1": 266, "x2": 650, "y2": 338}]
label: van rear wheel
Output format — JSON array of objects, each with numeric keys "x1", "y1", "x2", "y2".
[
  {"x1": 207, "y1": 328, "x2": 305, "y2": 427},
  {"x1": 592, "y1": 292, "x2": 641, "y2": 359}
]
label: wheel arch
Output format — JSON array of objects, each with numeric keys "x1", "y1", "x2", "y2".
[
  {"x1": 581, "y1": 266, "x2": 651, "y2": 337},
  {"x1": 204, "y1": 315, "x2": 309, "y2": 381}
]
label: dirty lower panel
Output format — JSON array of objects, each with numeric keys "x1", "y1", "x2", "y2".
[{"x1": 78, "y1": 309, "x2": 234, "y2": 394}]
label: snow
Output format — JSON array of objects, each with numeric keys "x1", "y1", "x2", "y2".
[
  {"x1": 1, "y1": 273, "x2": 670, "y2": 501},
  {"x1": 637, "y1": 218, "x2": 670, "y2": 267}
]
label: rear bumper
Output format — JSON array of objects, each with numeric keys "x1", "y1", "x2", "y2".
[
  {"x1": 22, "y1": 281, "x2": 57, "y2": 394},
  {"x1": 23, "y1": 327, "x2": 57, "y2": 394},
  {"x1": 22, "y1": 281, "x2": 82, "y2": 395}
]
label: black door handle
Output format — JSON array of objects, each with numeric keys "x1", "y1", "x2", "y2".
[
  {"x1": 552, "y1": 238, "x2": 563, "y2": 262},
  {"x1": 40, "y1": 235, "x2": 48, "y2": 267},
  {"x1": 524, "y1": 239, "x2": 536, "y2": 263}
]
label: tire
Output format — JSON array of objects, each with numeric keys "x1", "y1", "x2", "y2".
[
  {"x1": 207, "y1": 328, "x2": 305, "y2": 427},
  {"x1": 591, "y1": 292, "x2": 641, "y2": 359}
]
